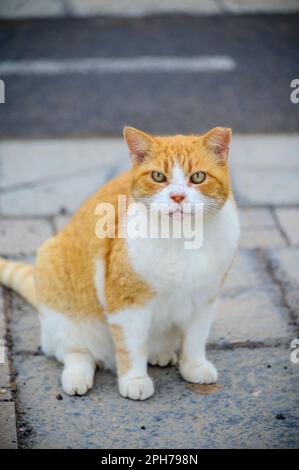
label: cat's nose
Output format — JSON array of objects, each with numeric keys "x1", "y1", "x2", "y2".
[{"x1": 170, "y1": 193, "x2": 186, "y2": 203}]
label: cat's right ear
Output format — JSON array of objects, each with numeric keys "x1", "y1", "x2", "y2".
[
  {"x1": 203, "y1": 127, "x2": 232, "y2": 164},
  {"x1": 123, "y1": 126, "x2": 154, "y2": 165}
]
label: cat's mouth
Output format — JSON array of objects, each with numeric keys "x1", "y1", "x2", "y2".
[
  {"x1": 150, "y1": 201, "x2": 203, "y2": 217},
  {"x1": 167, "y1": 206, "x2": 198, "y2": 218},
  {"x1": 168, "y1": 207, "x2": 186, "y2": 217}
]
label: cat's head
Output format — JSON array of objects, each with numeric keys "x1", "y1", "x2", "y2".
[{"x1": 124, "y1": 126, "x2": 232, "y2": 218}]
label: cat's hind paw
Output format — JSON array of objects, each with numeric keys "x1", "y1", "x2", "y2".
[
  {"x1": 149, "y1": 351, "x2": 177, "y2": 367},
  {"x1": 180, "y1": 360, "x2": 218, "y2": 384},
  {"x1": 118, "y1": 375, "x2": 154, "y2": 400}
]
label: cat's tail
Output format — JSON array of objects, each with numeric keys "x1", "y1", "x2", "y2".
[{"x1": 0, "y1": 257, "x2": 37, "y2": 308}]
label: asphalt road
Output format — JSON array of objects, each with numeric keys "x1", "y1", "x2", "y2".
[{"x1": 0, "y1": 14, "x2": 298, "y2": 137}]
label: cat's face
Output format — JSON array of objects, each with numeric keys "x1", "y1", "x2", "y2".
[{"x1": 124, "y1": 126, "x2": 232, "y2": 218}]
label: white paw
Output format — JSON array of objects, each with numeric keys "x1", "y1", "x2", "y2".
[
  {"x1": 149, "y1": 351, "x2": 177, "y2": 367},
  {"x1": 119, "y1": 376, "x2": 154, "y2": 400},
  {"x1": 180, "y1": 360, "x2": 218, "y2": 384},
  {"x1": 62, "y1": 365, "x2": 94, "y2": 396}
]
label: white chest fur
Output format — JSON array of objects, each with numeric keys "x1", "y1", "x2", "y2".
[{"x1": 126, "y1": 199, "x2": 240, "y2": 300}]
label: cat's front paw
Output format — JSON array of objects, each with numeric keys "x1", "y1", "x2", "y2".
[
  {"x1": 118, "y1": 375, "x2": 154, "y2": 400},
  {"x1": 180, "y1": 360, "x2": 218, "y2": 384},
  {"x1": 149, "y1": 351, "x2": 177, "y2": 367},
  {"x1": 62, "y1": 365, "x2": 94, "y2": 396}
]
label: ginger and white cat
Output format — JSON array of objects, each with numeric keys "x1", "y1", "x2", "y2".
[{"x1": 0, "y1": 126, "x2": 239, "y2": 400}]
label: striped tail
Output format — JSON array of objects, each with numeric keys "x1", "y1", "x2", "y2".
[{"x1": 0, "y1": 257, "x2": 37, "y2": 308}]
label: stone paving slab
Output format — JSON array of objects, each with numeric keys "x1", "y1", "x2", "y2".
[
  {"x1": 14, "y1": 347, "x2": 299, "y2": 448},
  {"x1": 0, "y1": 169, "x2": 117, "y2": 216},
  {"x1": 0, "y1": 218, "x2": 53, "y2": 256},
  {"x1": 239, "y1": 207, "x2": 286, "y2": 248},
  {"x1": 0, "y1": 402, "x2": 18, "y2": 449},
  {"x1": 230, "y1": 135, "x2": 299, "y2": 206},
  {"x1": 240, "y1": 228, "x2": 286, "y2": 249},
  {"x1": 275, "y1": 208, "x2": 299, "y2": 247},
  {"x1": 210, "y1": 250, "x2": 292, "y2": 344},
  {"x1": 0, "y1": 139, "x2": 127, "y2": 191},
  {"x1": 0, "y1": 139, "x2": 129, "y2": 216},
  {"x1": 239, "y1": 208, "x2": 276, "y2": 229},
  {"x1": 8, "y1": 294, "x2": 40, "y2": 354}
]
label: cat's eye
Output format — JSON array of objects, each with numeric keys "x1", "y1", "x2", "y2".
[
  {"x1": 190, "y1": 171, "x2": 206, "y2": 184},
  {"x1": 152, "y1": 171, "x2": 167, "y2": 183}
]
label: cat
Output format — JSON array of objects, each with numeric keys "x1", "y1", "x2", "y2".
[{"x1": 0, "y1": 126, "x2": 239, "y2": 400}]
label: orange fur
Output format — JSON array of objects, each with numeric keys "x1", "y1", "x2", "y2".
[
  {"x1": 130, "y1": 131, "x2": 231, "y2": 206},
  {"x1": 34, "y1": 127, "x2": 232, "y2": 319},
  {"x1": 35, "y1": 170, "x2": 153, "y2": 317},
  {"x1": 0, "y1": 126, "x2": 237, "y2": 398},
  {"x1": 109, "y1": 323, "x2": 131, "y2": 376}
]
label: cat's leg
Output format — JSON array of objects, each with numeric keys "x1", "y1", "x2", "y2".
[
  {"x1": 179, "y1": 298, "x2": 218, "y2": 384},
  {"x1": 40, "y1": 306, "x2": 103, "y2": 396},
  {"x1": 107, "y1": 304, "x2": 154, "y2": 400},
  {"x1": 149, "y1": 327, "x2": 179, "y2": 367},
  {"x1": 62, "y1": 351, "x2": 96, "y2": 396}
]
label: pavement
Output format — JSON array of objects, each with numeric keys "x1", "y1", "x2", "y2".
[
  {"x1": 1, "y1": 134, "x2": 299, "y2": 448},
  {"x1": 0, "y1": 1, "x2": 299, "y2": 450}
]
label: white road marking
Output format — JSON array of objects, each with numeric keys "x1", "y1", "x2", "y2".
[{"x1": 0, "y1": 56, "x2": 236, "y2": 76}]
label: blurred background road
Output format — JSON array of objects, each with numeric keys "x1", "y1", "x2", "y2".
[
  {"x1": 0, "y1": 0, "x2": 299, "y2": 450},
  {"x1": 0, "y1": 11, "x2": 298, "y2": 136}
]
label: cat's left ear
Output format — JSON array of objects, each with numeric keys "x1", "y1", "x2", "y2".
[
  {"x1": 203, "y1": 127, "x2": 232, "y2": 163},
  {"x1": 123, "y1": 126, "x2": 155, "y2": 165}
]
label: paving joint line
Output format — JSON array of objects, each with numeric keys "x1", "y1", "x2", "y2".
[
  {"x1": 237, "y1": 203, "x2": 299, "y2": 210},
  {"x1": 48, "y1": 215, "x2": 58, "y2": 236},
  {"x1": 0, "y1": 163, "x2": 121, "y2": 194},
  {"x1": 12, "y1": 339, "x2": 290, "y2": 358},
  {"x1": 0, "y1": 214, "x2": 59, "y2": 220},
  {"x1": 258, "y1": 248, "x2": 299, "y2": 336},
  {"x1": 4, "y1": 289, "x2": 37, "y2": 448},
  {"x1": 2, "y1": 288, "x2": 20, "y2": 447},
  {"x1": 208, "y1": 339, "x2": 292, "y2": 350},
  {"x1": 270, "y1": 206, "x2": 291, "y2": 247}
]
